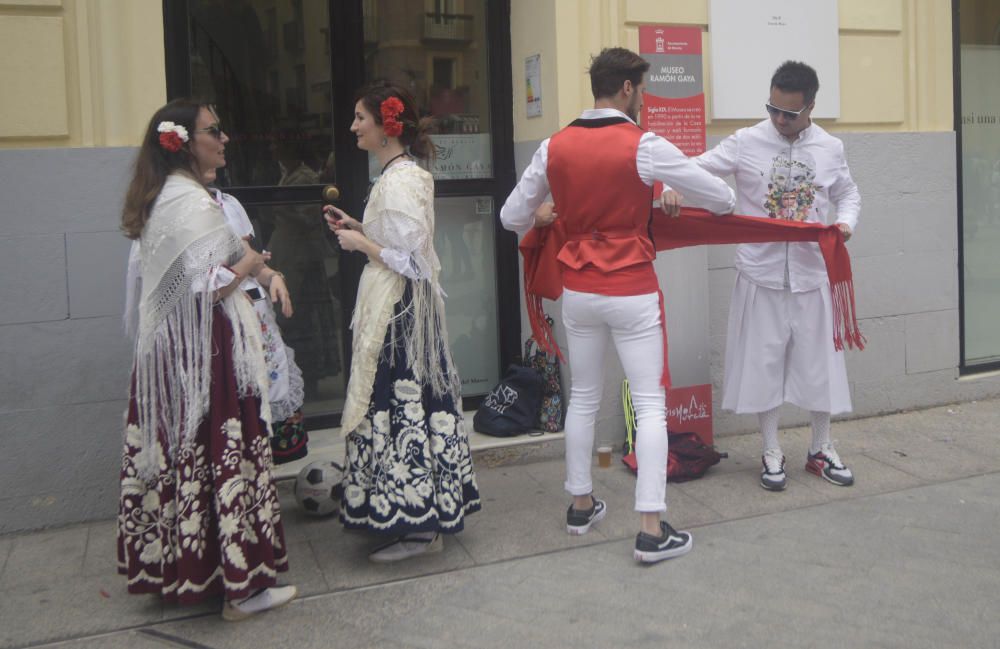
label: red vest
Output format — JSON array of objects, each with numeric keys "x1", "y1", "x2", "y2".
[{"x1": 547, "y1": 118, "x2": 657, "y2": 295}]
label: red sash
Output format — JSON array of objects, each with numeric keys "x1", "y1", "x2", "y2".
[{"x1": 520, "y1": 208, "x2": 865, "y2": 386}]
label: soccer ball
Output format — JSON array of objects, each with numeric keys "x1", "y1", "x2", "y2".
[{"x1": 293, "y1": 460, "x2": 344, "y2": 517}]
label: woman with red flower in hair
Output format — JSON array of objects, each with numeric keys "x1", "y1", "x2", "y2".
[
  {"x1": 323, "y1": 81, "x2": 481, "y2": 562},
  {"x1": 119, "y1": 99, "x2": 296, "y2": 620}
]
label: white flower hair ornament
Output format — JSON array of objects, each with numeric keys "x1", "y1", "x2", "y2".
[{"x1": 157, "y1": 121, "x2": 190, "y2": 153}]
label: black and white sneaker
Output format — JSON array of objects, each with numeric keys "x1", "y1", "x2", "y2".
[
  {"x1": 760, "y1": 448, "x2": 787, "y2": 491},
  {"x1": 566, "y1": 496, "x2": 607, "y2": 535},
  {"x1": 633, "y1": 521, "x2": 693, "y2": 563}
]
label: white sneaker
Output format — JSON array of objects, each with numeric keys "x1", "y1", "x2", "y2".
[
  {"x1": 222, "y1": 585, "x2": 297, "y2": 622},
  {"x1": 368, "y1": 532, "x2": 443, "y2": 563},
  {"x1": 760, "y1": 448, "x2": 787, "y2": 491}
]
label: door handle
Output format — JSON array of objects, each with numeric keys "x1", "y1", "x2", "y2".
[{"x1": 322, "y1": 184, "x2": 341, "y2": 202}]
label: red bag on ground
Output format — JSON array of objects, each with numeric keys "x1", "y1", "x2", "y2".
[{"x1": 620, "y1": 379, "x2": 724, "y2": 481}]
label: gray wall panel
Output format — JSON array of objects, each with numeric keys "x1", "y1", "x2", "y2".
[
  {"x1": 0, "y1": 234, "x2": 68, "y2": 324},
  {"x1": 902, "y1": 190, "x2": 959, "y2": 253},
  {"x1": 847, "y1": 191, "x2": 906, "y2": 259},
  {"x1": 905, "y1": 310, "x2": 960, "y2": 374},
  {"x1": 0, "y1": 147, "x2": 135, "y2": 236},
  {"x1": 67, "y1": 231, "x2": 132, "y2": 319},
  {"x1": 844, "y1": 316, "x2": 907, "y2": 383},
  {"x1": 0, "y1": 316, "x2": 131, "y2": 412},
  {"x1": 0, "y1": 400, "x2": 124, "y2": 501}
]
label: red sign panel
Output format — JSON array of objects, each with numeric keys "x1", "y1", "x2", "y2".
[
  {"x1": 639, "y1": 25, "x2": 706, "y2": 158},
  {"x1": 639, "y1": 26, "x2": 702, "y2": 56},
  {"x1": 667, "y1": 383, "x2": 713, "y2": 446}
]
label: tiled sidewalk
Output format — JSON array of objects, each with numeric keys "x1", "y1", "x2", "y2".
[{"x1": 2, "y1": 398, "x2": 999, "y2": 648}]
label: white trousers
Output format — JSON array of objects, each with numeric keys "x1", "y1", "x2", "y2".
[
  {"x1": 561, "y1": 288, "x2": 668, "y2": 513},
  {"x1": 722, "y1": 273, "x2": 852, "y2": 415}
]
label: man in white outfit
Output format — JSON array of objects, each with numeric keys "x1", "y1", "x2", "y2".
[{"x1": 664, "y1": 61, "x2": 860, "y2": 491}]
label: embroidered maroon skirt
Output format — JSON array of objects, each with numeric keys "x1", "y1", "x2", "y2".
[{"x1": 117, "y1": 305, "x2": 289, "y2": 604}]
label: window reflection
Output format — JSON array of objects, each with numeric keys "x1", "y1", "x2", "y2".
[
  {"x1": 435, "y1": 196, "x2": 500, "y2": 396},
  {"x1": 188, "y1": 0, "x2": 334, "y2": 189},
  {"x1": 184, "y1": 0, "x2": 501, "y2": 411},
  {"x1": 255, "y1": 197, "x2": 346, "y2": 415},
  {"x1": 364, "y1": 0, "x2": 493, "y2": 180},
  {"x1": 959, "y1": 0, "x2": 1000, "y2": 365}
]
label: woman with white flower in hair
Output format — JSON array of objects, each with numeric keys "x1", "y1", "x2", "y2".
[
  {"x1": 324, "y1": 81, "x2": 480, "y2": 562},
  {"x1": 118, "y1": 99, "x2": 295, "y2": 620}
]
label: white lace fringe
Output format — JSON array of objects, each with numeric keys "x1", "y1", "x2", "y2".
[
  {"x1": 132, "y1": 234, "x2": 270, "y2": 481},
  {"x1": 387, "y1": 277, "x2": 462, "y2": 410}
]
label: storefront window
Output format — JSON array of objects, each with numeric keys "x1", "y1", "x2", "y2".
[
  {"x1": 363, "y1": 1, "x2": 501, "y2": 393},
  {"x1": 187, "y1": 0, "x2": 335, "y2": 189},
  {"x1": 959, "y1": 0, "x2": 1000, "y2": 366},
  {"x1": 435, "y1": 196, "x2": 500, "y2": 396},
  {"x1": 185, "y1": 1, "x2": 345, "y2": 414},
  {"x1": 363, "y1": 0, "x2": 493, "y2": 181},
  {"x1": 174, "y1": 0, "x2": 509, "y2": 415},
  {"x1": 254, "y1": 198, "x2": 346, "y2": 416}
]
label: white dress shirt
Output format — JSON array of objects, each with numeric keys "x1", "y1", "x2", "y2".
[
  {"x1": 500, "y1": 108, "x2": 735, "y2": 235},
  {"x1": 694, "y1": 119, "x2": 861, "y2": 292}
]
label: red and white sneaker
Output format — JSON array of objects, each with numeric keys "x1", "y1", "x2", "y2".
[{"x1": 806, "y1": 443, "x2": 854, "y2": 486}]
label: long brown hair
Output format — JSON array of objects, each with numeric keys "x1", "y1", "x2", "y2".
[
  {"x1": 354, "y1": 81, "x2": 435, "y2": 161},
  {"x1": 121, "y1": 99, "x2": 210, "y2": 239}
]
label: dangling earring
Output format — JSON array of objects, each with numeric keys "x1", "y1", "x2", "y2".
[{"x1": 381, "y1": 136, "x2": 388, "y2": 147}]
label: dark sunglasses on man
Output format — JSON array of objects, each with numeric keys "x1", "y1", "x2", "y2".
[{"x1": 765, "y1": 103, "x2": 809, "y2": 121}]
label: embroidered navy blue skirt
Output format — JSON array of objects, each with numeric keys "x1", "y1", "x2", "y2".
[{"x1": 341, "y1": 284, "x2": 481, "y2": 535}]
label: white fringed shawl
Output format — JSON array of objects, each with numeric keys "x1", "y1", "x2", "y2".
[
  {"x1": 130, "y1": 173, "x2": 270, "y2": 479},
  {"x1": 340, "y1": 163, "x2": 462, "y2": 434}
]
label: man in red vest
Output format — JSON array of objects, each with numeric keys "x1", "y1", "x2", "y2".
[{"x1": 500, "y1": 47, "x2": 735, "y2": 563}]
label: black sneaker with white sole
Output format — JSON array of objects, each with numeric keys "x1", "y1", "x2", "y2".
[
  {"x1": 566, "y1": 497, "x2": 607, "y2": 535},
  {"x1": 634, "y1": 520, "x2": 693, "y2": 563}
]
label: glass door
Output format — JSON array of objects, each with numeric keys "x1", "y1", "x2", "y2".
[
  {"x1": 957, "y1": 0, "x2": 1000, "y2": 371},
  {"x1": 360, "y1": 0, "x2": 502, "y2": 396},
  {"x1": 164, "y1": 0, "x2": 517, "y2": 425}
]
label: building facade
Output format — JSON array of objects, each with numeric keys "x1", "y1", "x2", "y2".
[{"x1": 1, "y1": 0, "x2": 997, "y2": 533}]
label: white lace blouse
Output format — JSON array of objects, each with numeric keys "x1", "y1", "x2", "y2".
[{"x1": 366, "y1": 161, "x2": 440, "y2": 280}]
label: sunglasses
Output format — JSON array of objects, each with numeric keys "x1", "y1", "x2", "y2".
[
  {"x1": 195, "y1": 125, "x2": 226, "y2": 140},
  {"x1": 765, "y1": 103, "x2": 809, "y2": 121}
]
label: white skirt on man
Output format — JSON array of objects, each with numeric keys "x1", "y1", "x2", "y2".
[{"x1": 722, "y1": 272, "x2": 852, "y2": 415}]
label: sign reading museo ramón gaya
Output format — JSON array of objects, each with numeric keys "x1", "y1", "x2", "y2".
[{"x1": 639, "y1": 25, "x2": 706, "y2": 157}]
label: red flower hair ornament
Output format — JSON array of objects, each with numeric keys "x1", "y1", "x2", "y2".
[
  {"x1": 379, "y1": 97, "x2": 405, "y2": 138},
  {"x1": 157, "y1": 121, "x2": 189, "y2": 153}
]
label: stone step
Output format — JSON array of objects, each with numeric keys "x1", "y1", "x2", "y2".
[{"x1": 274, "y1": 412, "x2": 565, "y2": 481}]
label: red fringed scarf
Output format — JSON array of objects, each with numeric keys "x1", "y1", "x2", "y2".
[{"x1": 520, "y1": 207, "x2": 865, "y2": 365}]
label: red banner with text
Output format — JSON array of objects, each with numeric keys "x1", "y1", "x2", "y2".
[{"x1": 639, "y1": 25, "x2": 706, "y2": 157}]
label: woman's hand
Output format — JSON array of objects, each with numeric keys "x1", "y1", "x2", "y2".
[
  {"x1": 533, "y1": 202, "x2": 558, "y2": 228},
  {"x1": 333, "y1": 229, "x2": 370, "y2": 253},
  {"x1": 269, "y1": 273, "x2": 293, "y2": 318},
  {"x1": 239, "y1": 237, "x2": 269, "y2": 276},
  {"x1": 323, "y1": 205, "x2": 361, "y2": 232}
]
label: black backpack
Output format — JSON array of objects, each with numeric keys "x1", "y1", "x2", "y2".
[{"x1": 473, "y1": 365, "x2": 544, "y2": 437}]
